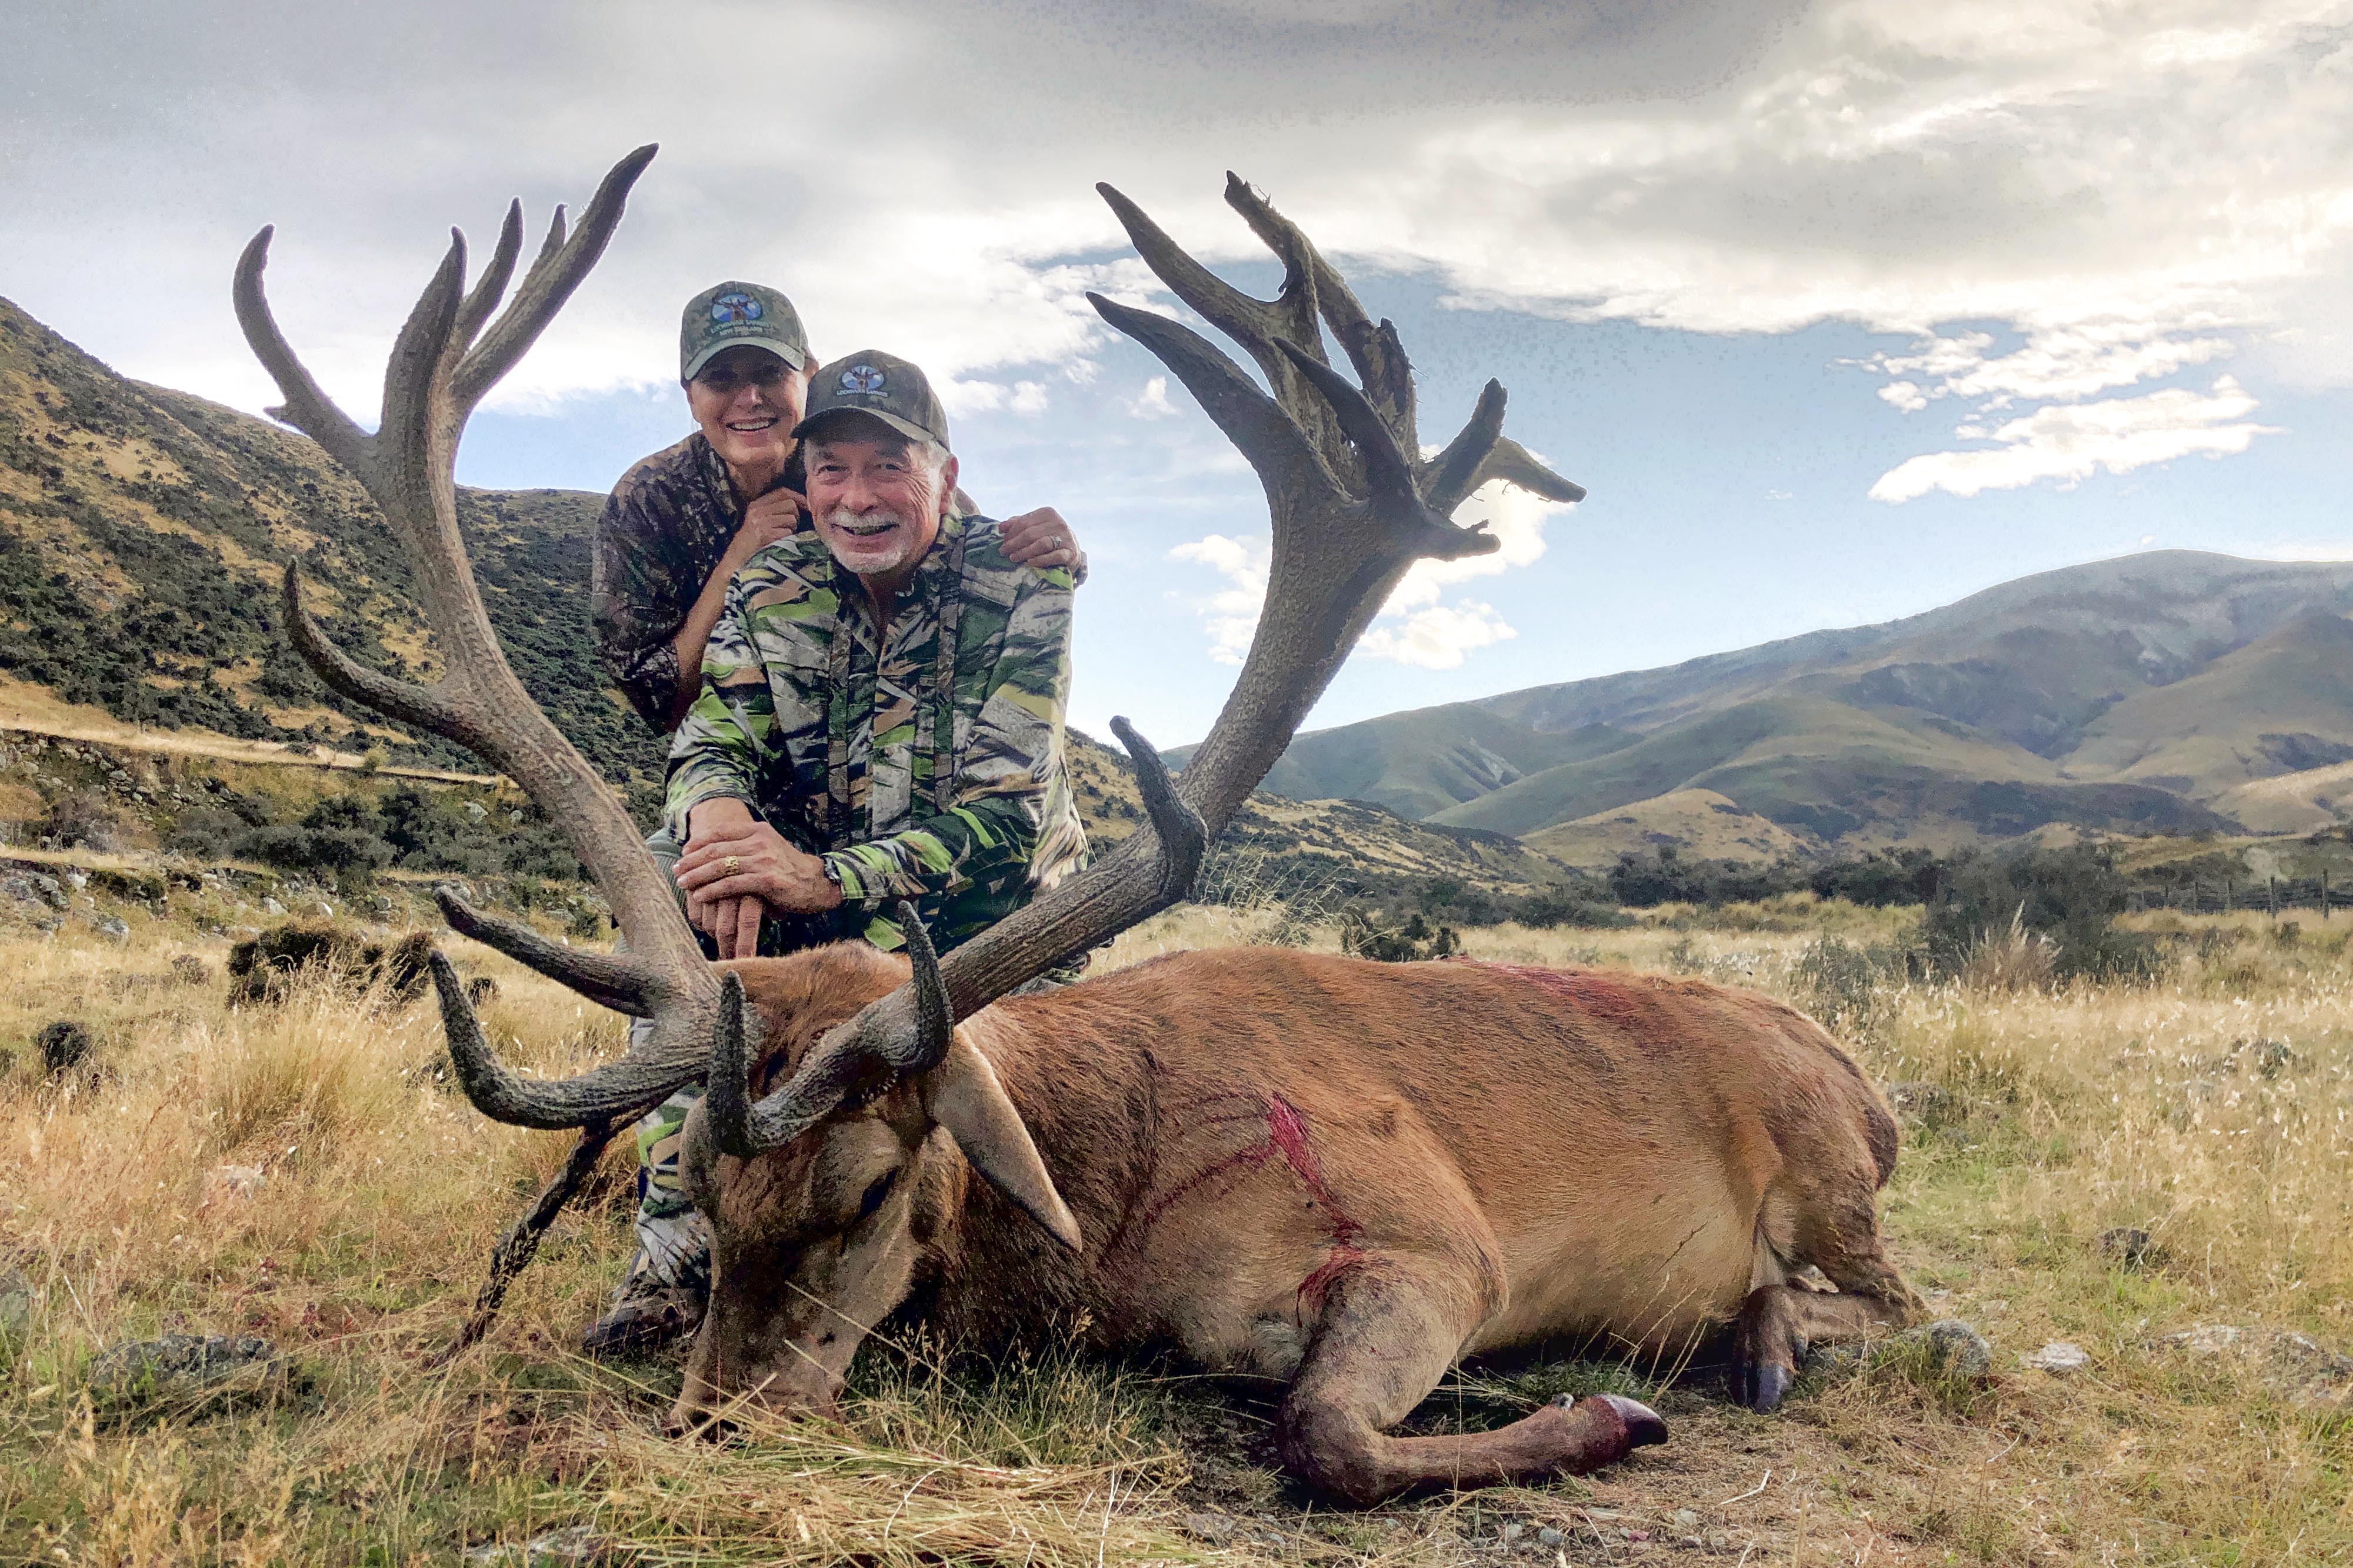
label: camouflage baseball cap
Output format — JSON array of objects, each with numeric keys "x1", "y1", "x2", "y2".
[
  {"x1": 679, "y1": 281, "x2": 809, "y2": 382},
  {"x1": 792, "y1": 350, "x2": 951, "y2": 454}
]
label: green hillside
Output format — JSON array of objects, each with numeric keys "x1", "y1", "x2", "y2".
[
  {"x1": 0, "y1": 295, "x2": 663, "y2": 793},
  {"x1": 1171, "y1": 705, "x2": 1632, "y2": 819}
]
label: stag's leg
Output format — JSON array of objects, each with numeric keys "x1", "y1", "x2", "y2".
[
  {"x1": 1731, "y1": 1177, "x2": 1924, "y2": 1412},
  {"x1": 1275, "y1": 1255, "x2": 1665, "y2": 1504}
]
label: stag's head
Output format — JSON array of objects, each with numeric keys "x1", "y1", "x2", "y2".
[
  {"x1": 667, "y1": 930, "x2": 1078, "y2": 1427},
  {"x1": 237, "y1": 153, "x2": 1578, "y2": 1424}
]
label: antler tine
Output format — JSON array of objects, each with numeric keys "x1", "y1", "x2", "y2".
[
  {"x1": 451, "y1": 201, "x2": 526, "y2": 354},
  {"x1": 1471, "y1": 436, "x2": 1587, "y2": 505},
  {"x1": 728, "y1": 906, "x2": 948, "y2": 1157},
  {"x1": 282, "y1": 562, "x2": 479, "y2": 736},
  {"x1": 246, "y1": 147, "x2": 722, "y2": 1132},
  {"x1": 232, "y1": 228, "x2": 370, "y2": 473},
  {"x1": 1085, "y1": 293, "x2": 1337, "y2": 500},
  {"x1": 1095, "y1": 181, "x2": 1345, "y2": 462},
  {"x1": 1418, "y1": 383, "x2": 1584, "y2": 521},
  {"x1": 451, "y1": 144, "x2": 656, "y2": 413},
  {"x1": 1221, "y1": 173, "x2": 1418, "y2": 455},
  {"x1": 1421, "y1": 380, "x2": 1508, "y2": 516},
  {"x1": 431, "y1": 953, "x2": 671, "y2": 1130},
  {"x1": 378, "y1": 232, "x2": 469, "y2": 472},
  {"x1": 435, "y1": 887, "x2": 663, "y2": 1017}
]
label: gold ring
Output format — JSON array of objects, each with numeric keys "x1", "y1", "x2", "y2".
[{"x1": 724, "y1": 855, "x2": 741, "y2": 876}]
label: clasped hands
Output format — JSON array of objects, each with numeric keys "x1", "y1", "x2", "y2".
[{"x1": 675, "y1": 798, "x2": 842, "y2": 959}]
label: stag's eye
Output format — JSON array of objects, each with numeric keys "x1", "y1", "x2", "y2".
[{"x1": 855, "y1": 1171, "x2": 897, "y2": 1223}]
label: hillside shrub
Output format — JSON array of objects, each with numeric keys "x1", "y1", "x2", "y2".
[
  {"x1": 1792, "y1": 936, "x2": 1906, "y2": 1040},
  {"x1": 226, "y1": 922, "x2": 434, "y2": 1007},
  {"x1": 41, "y1": 790, "x2": 119, "y2": 850},
  {"x1": 1340, "y1": 910, "x2": 1459, "y2": 962},
  {"x1": 1922, "y1": 843, "x2": 2159, "y2": 982}
]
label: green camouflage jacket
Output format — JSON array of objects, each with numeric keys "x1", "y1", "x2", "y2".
[
  {"x1": 591, "y1": 432, "x2": 804, "y2": 733},
  {"x1": 662, "y1": 512, "x2": 1088, "y2": 953}
]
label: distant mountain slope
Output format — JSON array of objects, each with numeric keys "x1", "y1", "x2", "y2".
[
  {"x1": 1172, "y1": 705, "x2": 1634, "y2": 820},
  {"x1": 1522, "y1": 788, "x2": 1808, "y2": 868},
  {"x1": 0, "y1": 295, "x2": 663, "y2": 790},
  {"x1": 1481, "y1": 552, "x2": 2353, "y2": 745},
  {"x1": 1242, "y1": 551, "x2": 2353, "y2": 851},
  {"x1": 2065, "y1": 611, "x2": 2353, "y2": 795}
]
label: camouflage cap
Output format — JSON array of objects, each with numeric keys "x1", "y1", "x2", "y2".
[
  {"x1": 792, "y1": 350, "x2": 951, "y2": 454},
  {"x1": 679, "y1": 281, "x2": 809, "y2": 382}
]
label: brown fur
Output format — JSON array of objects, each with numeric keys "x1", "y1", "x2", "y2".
[{"x1": 674, "y1": 945, "x2": 1922, "y2": 1502}]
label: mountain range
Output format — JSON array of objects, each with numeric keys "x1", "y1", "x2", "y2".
[{"x1": 1217, "y1": 552, "x2": 2353, "y2": 860}]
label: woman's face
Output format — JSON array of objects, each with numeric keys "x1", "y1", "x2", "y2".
[{"x1": 686, "y1": 346, "x2": 810, "y2": 475}]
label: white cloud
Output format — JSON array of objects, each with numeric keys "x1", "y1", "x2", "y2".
[
  {"x1": 1384, "y1": 475, "x2": 1573, "y2": 612},
  {"x1": 1869, "y1": 375, "x2": 2278, "y2": 502},
  {"x1": 1168, "y1": 469, "x2": 1574, "y2": 669},
  {"x1": 1166, "y1": 533, "x2": 1268, "y2": 666},
  {"x1": 1124, "y1": 376, "x2": 1179, "y2": 420},
  {"x1": 1358, "y1": 602, "x2": 1518, "y2": 669},
  {"x1": 941, "y1": 377, "x2": 1051, "y2": 416}
]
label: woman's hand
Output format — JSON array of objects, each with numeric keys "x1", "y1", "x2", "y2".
[
  {"x1": 999, "y1": 506, "x2": 1086, "y2": 582},
  {"x1": 734, "y1": 485, "x2": 808, "y2": 559},
  {"x1": 676, "y1": 800, "x2": 842, "y2": 958}
]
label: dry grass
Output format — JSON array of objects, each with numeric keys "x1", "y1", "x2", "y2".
[{"x1": 1, "y1": 898, "x2": 2349, "y2": 1563}]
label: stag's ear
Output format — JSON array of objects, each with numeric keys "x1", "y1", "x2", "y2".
[{"x1": 922, "y1": 1034, "x2": 1081, "y2": 1251}]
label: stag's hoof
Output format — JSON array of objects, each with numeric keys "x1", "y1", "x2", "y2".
[
  {"x1": 1734, "y1": 1359, "x2": 1796, "y2": 1413},
  {"x1": 1554, "y1": 1392, "x2": 1669, "y2": 1450}
]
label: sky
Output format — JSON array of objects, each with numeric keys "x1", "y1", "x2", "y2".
[{"x1": 8, "y1": 0, "x2": 2353, "y2": 747}]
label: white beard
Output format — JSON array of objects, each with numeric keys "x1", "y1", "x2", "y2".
[{"x1": 821, "y1": 503, "x2": 921, "y2": 576}]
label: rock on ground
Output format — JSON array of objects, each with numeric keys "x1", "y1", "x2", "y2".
[
  {"x1": 2157, "y1": 1323, "x2": 2353, "y2": 1409},
  {"x1": 465, "y1": 1526, "x2": 621, "y2": 1566},
  {"x1": 1808, "y1": 1317, "x2": 1994, "y2": 1383},
  {"x1": 2025, "y1": 1342, "x2": 2089, "y2": 1374},
  {"x1": 85, "y1": 1333, "x2": 285, "y2": 1409}
]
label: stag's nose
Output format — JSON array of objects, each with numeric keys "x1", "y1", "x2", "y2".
[{"x1": 664, "y1": 1366, "x2": 843, "y2": 1438}]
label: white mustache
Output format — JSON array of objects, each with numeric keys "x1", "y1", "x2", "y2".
[{"x1": 825, "y1": 506, "x2": 907, "y2": 533}]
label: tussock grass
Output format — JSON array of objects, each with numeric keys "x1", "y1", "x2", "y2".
[{"x1": 1, "y1": 903, "x2": 2349, "y2": 1562}]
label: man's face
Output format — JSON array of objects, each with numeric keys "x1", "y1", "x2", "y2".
[
  {"x1": 805, "y1": 423, "x2": 958, "y2": 582},
  {"x1": 686, "y1": 346, "x2": 809, "y2": 473}
]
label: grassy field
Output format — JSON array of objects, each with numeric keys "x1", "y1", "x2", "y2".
[{"x1": 1, "y1": 889, "x2": 2348, "y2": 1564}]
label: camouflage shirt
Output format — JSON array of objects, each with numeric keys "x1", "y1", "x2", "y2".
[
  {"x1": 662, "y1": 512, "x2": 1088, "y2": 954},
  {"x1": 591, "y1": 432, "x2": 804, "y2": 733}
]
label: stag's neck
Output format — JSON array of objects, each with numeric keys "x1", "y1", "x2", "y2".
[{"x1": 923, "y1": 993, "x2": 1158, "y2": 1344}]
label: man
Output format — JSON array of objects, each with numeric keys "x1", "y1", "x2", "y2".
[{"x1": 582, "y1": 286, "x2": 1086, "y2": 1352}]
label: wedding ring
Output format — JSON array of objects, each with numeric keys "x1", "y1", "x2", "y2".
[{"x1": 724, "y1": 855, "x2": 741, "y2": 876}]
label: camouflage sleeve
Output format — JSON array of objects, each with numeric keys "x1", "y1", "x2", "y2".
[
  {"x1": 660, "y1": 574, "x2": 772, "y2": 838},
  {"x1": 592, "y1": 486, "x2": 688, "y2": 734},
  {"x1": 821, "y1": 568, "x2": 1074, "y2": 907}
]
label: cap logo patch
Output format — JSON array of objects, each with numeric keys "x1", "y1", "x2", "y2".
[
  {"x1": 709, "y1": 291, "x2": 763, "y2": 324},
  {"x1": 839, "y1": 363, "x2": 887, "y2": 395}
]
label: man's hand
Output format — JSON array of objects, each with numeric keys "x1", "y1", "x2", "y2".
[
  {"x1": 676, "y1": 799, "x2": 842, "y2": 958},
  {"x1": 1000, "y1": 506, "x2": 1086, "y2": 583}
]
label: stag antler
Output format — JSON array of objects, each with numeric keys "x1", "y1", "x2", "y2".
[
  {"x1": 234, "y1": 146, "x2": 726, "y2": 1128},
  {"x1": 722, "y1": 173, "x2": 1583, "y2": 1150}
]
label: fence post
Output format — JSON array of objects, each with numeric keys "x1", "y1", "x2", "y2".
[
  {"x1": 2271, "y1": 876, "x2": 2279, "y2": 919},
  {"x1": 2325, "y1": 870, "x2": 2332, "y2": 921},
  {"x1": 2225, "y1": 878, "x2": 2234, "y2": 913}
]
